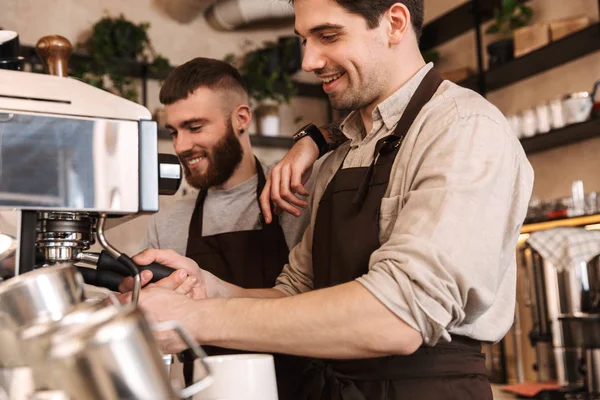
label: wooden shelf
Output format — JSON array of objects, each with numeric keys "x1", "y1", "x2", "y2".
[
  {"x1": 458, "y1": 23, "x2": 600, "y2": 93},
  {"x1": 19, "y1": 45, "x2": 173, "y2": 80},
  {"x1": 520, "y1": 117, "x2": 600, "y2": 155},
  {"x1": 521, "y1": 214, "x2": 600, "y2": 233},
  {"x1": 420, "y1": 0, "x2": 529, "y2": 52}
]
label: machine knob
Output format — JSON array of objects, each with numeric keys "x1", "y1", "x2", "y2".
[{"x1": 35, "y1": 35, "x2": 72, "y2": 77}]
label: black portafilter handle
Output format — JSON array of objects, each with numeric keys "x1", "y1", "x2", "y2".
[
  {"x1": 77, "y1": 266, "x2": 124, "y2": 292},
  {"x1": 97, "y1": 250, "x2": 175, "y2": 282}
]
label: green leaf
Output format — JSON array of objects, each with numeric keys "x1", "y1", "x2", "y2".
[
  {"x1": 71, "y1": 14, "x2": 171, "y2": 103},
  {"x1": 502, "y1": 0, "x2": 517, "y2": 15},
  {"x1": 520, "y1": 5, "x2": 534, "y2": 21},
  {"x1": 486, "y1": 25, "x2": 500, "y2": 34},
  {"x1": 493, "y1": 7, "x2": 501, "y2": 21}
]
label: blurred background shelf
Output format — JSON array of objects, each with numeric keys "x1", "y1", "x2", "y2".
[
  {"x1": 419, "y1": 0, "x2": 530, "y2": 52},
  {"x1": 519, "y1": 118, "x2": 600, "y2": 154},
  {"x1": 458, "y1": 22, "x2": 600, "y2": 93},
  {"x1": 521, "y1": 213, "x2": 600, "y2": 233}
]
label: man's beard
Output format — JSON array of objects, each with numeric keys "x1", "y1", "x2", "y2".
[{"x1": 180, "y1": 120, "x2": 243, "y2": 190}]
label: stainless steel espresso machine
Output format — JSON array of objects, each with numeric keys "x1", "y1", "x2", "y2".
[
  {"x1": 0, "y1": 34, "x2": 212, "y2": 399},
  {"x1": 521, "y1": 227, "x2": 600, "y2": 399}
]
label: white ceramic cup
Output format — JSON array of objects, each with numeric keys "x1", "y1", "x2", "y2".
[
  {"x1": 535, "y1": 104, "x2": 551, "y2": 134},
  {"x1": 193, "y1": 354, "x2": 279, "y2": 400},
  {"x1": 520, "y1": 109, "x2": 537, "y2": 138}
]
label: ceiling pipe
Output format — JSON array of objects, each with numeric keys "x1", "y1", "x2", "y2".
[
  {"x1": 155, "y1": 0, "x2": 213, "y2": 24},
  {"x1": 205, "y1": 0, "x2": 294, "y2": 31}
]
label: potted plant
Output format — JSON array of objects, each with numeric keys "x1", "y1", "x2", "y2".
[
  {"x1": 225, "y1": 37, "x2": 300, "y2": 137},
  {"x1": 485, "y1": 0, "x2": 533, "y2": 67},
  {"x1": 71, "y1": 14, "x2": 171, "y2": 102}
]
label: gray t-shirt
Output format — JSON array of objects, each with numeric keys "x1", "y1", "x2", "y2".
[{"x1": 141, "y1": 162, "x2": 314, "y2": 255}]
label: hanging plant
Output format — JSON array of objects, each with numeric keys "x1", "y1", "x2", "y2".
[
  {"x1": 70, "y1": 14, "x2": 171, "y2": 102},
  {"x1": 224, "y1": 37, "x2": 300, "y2": 106}
]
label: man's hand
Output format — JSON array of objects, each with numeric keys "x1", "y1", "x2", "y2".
[
  {"x1": 118, "y1": 249, "x2": 222, "y2": 300},
  {"x1": 136, "y1": 285, "x2": 199, "y2": 354},
  {"x1": 259, "y1": 136, "x2": 319, "y2": 223}
]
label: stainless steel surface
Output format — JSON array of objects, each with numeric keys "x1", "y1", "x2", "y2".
[
  {"x1": 560, "y1": 314, "x2": 600, "y2": 348},
  {"x1": 562, "y1": 91, "x2": 593, "y2": 124},
  {"x1": 163, "y1": 354, "x2": 174, "y2": 376},
  {"x1": 0, "y1": 49, "x2": 189, "y2": 400},
  {"x1": 21, "y1": 299, "x2": 116, "y2": 391},
  {"x1": 587, "y1": 349, "x2": 600, "y2": 394},
  {"x1": 36, "y1": 212, "x2": 95, "y2": 263},
  {"x1": 6, "y1": 291, "x2": 122, "y2": 399},
  {"x1": 95, "y1": 214, "x2": 119, "y2": 259},
  {"x1": 0, "y1": 263, "x2": 83, "y2": 325},
  {"x1": 0, "y1": 232, "x2": 16, "y2": 278},
  {"x1": 76, "y1": 251, "x2": 99, "y2": 265},
  {"x1": 556, "y1": 256, "x2": 600, "y2": 316},
  {"x1": 39, "y1": 307, "x2": 210, "y2": 400},
  {"x1": 522, "y1": 241, "x2": 600, "y2": 391},
  {"x1": 555, "y1": 347, "x2": 585, "y2": 388},
  {"x1": 0, "y1": 111, "x2": 140, "y2": 213},
  {"x1": 0, "y1": 263, "x2": 84, "y2": 367},
  {"x1": 0, "y1": 233, "x2": 16, "y2": 261},
  {"x1": 139, "y1": 120, "x2": 160, "y2": 214}
]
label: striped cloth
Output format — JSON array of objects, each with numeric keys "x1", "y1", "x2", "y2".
[{"x1": 527, "y1": 227, "x2": 600, "y2": 272}]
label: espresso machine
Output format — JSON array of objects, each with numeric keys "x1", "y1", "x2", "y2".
[
  {"x1": 0, "y1": 33, "x2": 182, "y2": 286},
  {"x1": 521, "y1": 227, "x2": 600, "y2": 399},
  {"x1": 0, "y1": 33, "x2": 212, "y2": 399}
]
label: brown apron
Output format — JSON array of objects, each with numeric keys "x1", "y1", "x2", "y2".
[
  {"x1": 182, "y1": 158, "x2": 308, "y2": 400},
  {"x1": 304, "y1": 69, "x2": 493, "y2": 400}
]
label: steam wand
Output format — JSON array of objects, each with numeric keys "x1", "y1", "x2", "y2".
[{"x1": 96, "y1": 214, "x2": 141, "y2": 305}]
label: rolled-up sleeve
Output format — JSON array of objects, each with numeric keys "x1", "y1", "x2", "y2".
[{"x1": 357, "y1": 114, "x2": 531, "y2": 345}]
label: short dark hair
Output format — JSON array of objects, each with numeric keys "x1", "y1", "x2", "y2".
[
  {"x1": 159, "y1": 57, "x2": 248, "y2": 105},
  {"x1": 293, "y1": 0, "x2": 424, "y2": 40}
]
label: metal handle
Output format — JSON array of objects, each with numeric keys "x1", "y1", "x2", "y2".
[
  {"x1": 152, "y1": 321, "x2": 214, "y2": 399},
  {"x1": 35, "y1": 35, "x2": 72, "y2": 77}
]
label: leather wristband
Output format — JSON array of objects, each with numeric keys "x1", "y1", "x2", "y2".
[{"x1": 292, "y1": 123, "x2": 330, "y2": 158}]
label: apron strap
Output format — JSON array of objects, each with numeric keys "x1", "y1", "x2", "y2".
[
  {"x1": 352, "y1": 69, "x2": 444, "y2": 208},
  {"x1": 255, "y1": 156, "x2": 281, "y2": 227}
]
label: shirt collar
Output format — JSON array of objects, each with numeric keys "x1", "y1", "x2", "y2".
[
  {"x1": 378, "y1": 63, "x2": 434, "y2": 130},
  {"x1": 339, "y1": 63, "x2": 435, "y2": 143}
]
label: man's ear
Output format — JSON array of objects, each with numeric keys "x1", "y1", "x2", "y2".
[
  {"x1": 232, "y1": 104, "x2": 252, "y2": 135},
  {"x1": 387, "y1": 3, "x2": 411, "y2": 46}
]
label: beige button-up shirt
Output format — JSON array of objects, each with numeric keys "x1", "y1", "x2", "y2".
[{"x1": 274, "y1": 63, "x2": 534, "y2": 346}]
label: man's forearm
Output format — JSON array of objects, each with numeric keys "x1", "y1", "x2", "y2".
[
  {"x1": 192, "y1": 281, "x2": 423, "y2": 359},
  {"x1": 216, "y1": 280, "x2": 286, "y2": 299}
]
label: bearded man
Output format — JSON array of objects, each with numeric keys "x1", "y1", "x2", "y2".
[{"x1": 137, "y1": 57, "x2": 314, "y2": 400}]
